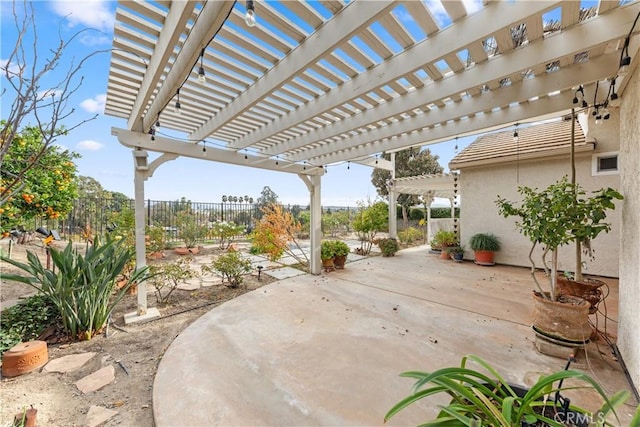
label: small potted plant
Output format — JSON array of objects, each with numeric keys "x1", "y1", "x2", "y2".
[
  {"x1": 321, "y1": 240, "x2": 336, "y2": 271},
  {"x1": 430, "y1": 230, "x2": 458, "y2": 259},
  {"x1": 445, "y1": 245, "x2": 465, "y2": 262},
  {"x1": 385, "y1": 354, "x2": 632, "y2": 426},
  {"x1": 469, "y1": 233, "x2": 500, "y2": 266},
  {"x1": 332, "y1": 240, "x2": 350, "y2": 269},
  {"x1": 377, "y1": 237, "x2": 399, "y2": 257}
]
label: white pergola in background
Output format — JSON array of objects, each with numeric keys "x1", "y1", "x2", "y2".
[{"x1": 104, "y1": 0, "x2": 640, "y2": 327}]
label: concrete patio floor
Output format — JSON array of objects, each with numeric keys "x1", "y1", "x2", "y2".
[{"x1": 153, "y1": 245, "x2": 637, "y2": 426}]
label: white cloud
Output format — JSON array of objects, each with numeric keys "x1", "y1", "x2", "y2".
[
  {"x1": 0, "y1": 58, "x2": 21, "y2": 76},
  {"x1": 80, "y1": 94, "x2": 106, "y2": 113},
  {"x1": 50, "y1": 0, "x2": 115, "y2": 32},
  {"x1": 76, "y1": 140, "x2": 104, "y2": 151}
]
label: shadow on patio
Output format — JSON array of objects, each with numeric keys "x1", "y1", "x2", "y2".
[{"x1": 153, "y1": 245, "x2": 636, "y2": 426}]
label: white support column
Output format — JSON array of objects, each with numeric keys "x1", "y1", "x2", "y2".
[
  {"x1": 299, "y1": 173, "x2": 322, "y2": 274},
  {"x1": 388, "y1": 152, "x2": 397, "y2": 239},
  {"x1": 427, "y1": 205, "x2": 432, "y2": 245},
  {"x1": 124, "y1": 149, "x2": 161, "y2": 324}
]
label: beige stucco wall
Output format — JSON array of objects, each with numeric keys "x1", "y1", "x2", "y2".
[
  {"x1": 458, "y1": 114, "x2": 622, "y2": 278},
  {"x1": 618, "y1": 68, "x2": 640, "y2": 395}
]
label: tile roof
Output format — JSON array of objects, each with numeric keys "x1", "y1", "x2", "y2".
[{"x1": 449, "y1": 119, "x2": 595, "y2": 170}]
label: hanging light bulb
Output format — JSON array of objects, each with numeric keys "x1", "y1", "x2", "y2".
[
  {"x1": 202, "y1": 142, "x2": 207, "y2": 156},
  {"x1": 174, "y1": 89, "x2": 181, "y2": 114},
  {"x1": 197, "y1": 49, "x2": 206, "y2": 84},
  {"x1": 513, "y1": 124, "x2": 519, "y2": 144},
  {"x1": 244, "y1": 151, "x2": 248, "y2": 160},
  {"x1": 347, "y1": 161, "x2": 350, "y2": 170},
  {"x1": 275, "y1": 156, "x2": 279, "y2": 166},
  {"x1": 245, "y1": 0, "x2": 256, "y2": 27},
  {"x1": 149, "y1": 128, "x2": 156, "y2": 141},
  {"x1": 303, "y1": 162, "x2": 306, "y2": 170},
  {"x1": 619, "y1": 44, "x2": 631, "y2": 78},
  {"x1": 155, "y1": 117, "x2": 161, "y2": 128},
  {"x1": 602, "y1": 108, "x2": 610, "y2": 120}
]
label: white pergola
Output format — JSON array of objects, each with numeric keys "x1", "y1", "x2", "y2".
[{"x1": 105, "y1": 1, "x2": 640, "y2": 321}]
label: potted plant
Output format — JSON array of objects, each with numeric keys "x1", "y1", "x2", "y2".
[
  {"x1": 430, "y1": 230, "x2": 458, "y2": 259},
  {"x1": 332, "y1": 240, "x2": 350, "y2": 269},
  {"x1": 321, "y1": 240, "x2": 335, "y2": 271},
  {"x1": 469, "y1": 233, "x2": 500, "y2": 266},
  {"x1": 377, "y1": 237, "x2": 399, "y2": 257},
  {"x1": 496, "y1": 177, "x2": 622, "y2": 342},
  {"x1": 385, "y1": 354, "x2": 632, "y2": 426},
  {"x1": 445, "y1": 245, "x2": 465, "y2": 262}
]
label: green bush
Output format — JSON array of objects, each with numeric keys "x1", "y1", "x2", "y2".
[
  {"x1": 0, "y1": 295, "x2": 59, "y2": 357},
  {"x1": 352, "y1": 201, "x2": 388, "y2": 255},
  {"x1": 0, "y1": 235, "x2": 147, "y2": 340},
  {"x1": 409, "y1": 208, "x2": 427, "y2": 221},
  {"x1": 321, "y1": 240, "x2": 336, "y2": 259},
  {"x1": 430, "y1": 230, "x2": 458, "y2": 250},
  {"x1": 333, "y1": 240, "x2": 350, "y2": 257},
  {"x1": 176, "y1": 211, "x2": 208, "y2": 248},
  {"x1": 146, "y1": 224, "x2": 167, "y2": 253},
  {"x1": 430, "y1": 207, "x2": 460, "y2": 218},
  {"x1": 397, "y1": 227, "x2": 424, "y2": 244},
  {"x1": 469, "y1": 233, "x2": 501, "y2": 252},
  {"x1": 210, "y1": 221, "x2": 245, "y2": 249},
  {"x1": 203, "y1": 251, "x2": 252, "y2": 288},
  {"x1": 377, "y1": 237, "x2": 399, "y2": 257},
  {"x1": 149, "y1": 256, "x2": 198, "y2": 304}
]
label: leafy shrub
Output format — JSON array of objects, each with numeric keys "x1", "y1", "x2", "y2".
[
  {"x1": 409, "y1": 208, "x2": 427, "y2": 221},
  {"x1": 176, "y1": 211, "x2": 207, "y2": 248},
  {"x1": 251, "y1": 204, "x2": 308, "y2": 269},
  {"x1": 397, "y1": 227, "x2": 423, "y2": 244},
  {"x1": 0, "y1": 295, "x2": 59, "y2": 357},
  {"x1": 203, "y1": 251, "x2": 252, "y2": 288},
  {"x1": 332, "y1": 240, "x2": 350, "y2": 257},
  {"x1": 148, "y1": 256, "x2": 198, "y2": 304},
  {"x1": 146, "y1": 224, "x2": 167, "y2": 253},
  {"x1": 377, "y1": 237, "x2": 399, "y2": 257},
  {"x1": 321, "y1": 240, "x2": 336, "y2": 259},
  {"x1": 430, "y1": 207, "x2": 460, "y2": 218},
  {"x1": 469, "y1": 233, "x2": 501, "y2": 252},
  {"x1": 430, "y1": 230, "x2": 458, "y2": 250},
  {"x1": 209, "y1": 221, "x2": 245, "y2": 249},
  {"x1": 1, "y1": 235, "x2": 146, "y2": 340},
  {"x1": 352, "y1": 201, "x2": 388, "y2": 255}
]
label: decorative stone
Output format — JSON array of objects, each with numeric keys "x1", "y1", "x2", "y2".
[
  {"x1": 85, "y1": 405, "x2": 118, "y2": 427},
  {"x1": 75, "y1": 365, "x2": 115, "y2": 394},
  {"x1": 1, "y1": 341, "x2": 48, "y2": 378},
  {"x1": 43, "y1": 352, "x2": 97, "y2": 373}
]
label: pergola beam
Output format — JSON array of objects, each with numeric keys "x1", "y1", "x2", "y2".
[
  {"x1": 189, "y1": 0, "x2": 397, "y2": 142},
  {"x1": 112, "y1": 128, "x2": 324, "y2": 176},
  {"x1": 234, "y1": 1, "x2": 561, "y2": 153}
]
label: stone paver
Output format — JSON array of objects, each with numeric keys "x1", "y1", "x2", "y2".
[
  {"x1": 43, "y1": 352, "x2": 96, "y2": 373},
  {"x1": 75, "y1": 365, "x2": 115, "y2": 394},
  {"x1": 85, "y1": 405, "x2": 118, "y2": 427},
  {"x1": 263, "y1": 266, "x2": 307, "y2": 280}
]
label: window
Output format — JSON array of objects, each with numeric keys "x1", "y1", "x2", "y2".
[{"x1": 592, "y1": 151, "x2": 619, "y2": 176}]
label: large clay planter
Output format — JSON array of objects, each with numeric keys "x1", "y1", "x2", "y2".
[
  {"x1": 474, "y1": 250, "x2": 495, "y2": 266},
  {"x1": 2, "y1": 341, "x2": 48, "y2": 377},
  {"x1": 532, "y1": 292, "x2": 591, "y2": 343},
  {"x1": 174, "y1": 247, "x2": 199, "y2": 255},
  {"x1": 557, "y1": 276, "x2": 604, "y2": 314},
  {"x1": 440, "y1": 250, "x2": 450, "y2": 260}
]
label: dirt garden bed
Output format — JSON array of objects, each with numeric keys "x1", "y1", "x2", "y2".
[{"x1": 0, "y1": 240, "x2": 276, "y2": 426}]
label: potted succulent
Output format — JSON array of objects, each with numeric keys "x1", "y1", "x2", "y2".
[
  {"x1": 385, "y1": 354, "x2": 632, "y2": 426},
  {"x1": 496, "y1": 177, "x2": 622, "y2": 342},
  {"x1": 332, "y1": 240, "x2": 350, "y2": 269},
  {"x1": 469, "y1": 233, "x2": 500, "y2": 266},
  {"x1": 445, "y1": 245, "x2": 465, "y2": 262},
  {"x1": 377, "y1": 237, "x2": 399, "y2": 257},
  {"x1": 321, "y1": 240, "x2": 336, "y2": 271}
]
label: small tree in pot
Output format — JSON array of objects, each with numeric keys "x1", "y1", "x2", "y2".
[{"x1": 496, "y1": 177, "x2": 622, "y2": 342}]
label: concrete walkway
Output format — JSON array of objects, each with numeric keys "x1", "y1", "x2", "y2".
[{"x1": 153, "y1": 245, "x2": 635, "y2": 426}]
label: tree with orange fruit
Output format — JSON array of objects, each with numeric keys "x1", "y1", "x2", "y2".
[{"x1": 1, "y1": 125, "x2": 79, "y2": 236}]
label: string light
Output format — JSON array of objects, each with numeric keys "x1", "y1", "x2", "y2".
[
  {"x1": 149, "y1": 128, "x2": 156, "y2": 141},
  {"x1": 202, "y1": 141, "x2": 207, "y2": 156},
  {"x1": 245, "y1": 0, "x2": 256, "y2": 27},
  {"x1": 197, "y1": 48, "x2": 206, "y2": 83},
  {"x1": 513, "y1": 124, "x2": 519, "y2": 143},
  {"x1": 347, "y1": 161, "x2": 350, "y2": 170}
]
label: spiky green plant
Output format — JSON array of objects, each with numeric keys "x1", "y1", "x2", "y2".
[
  {"x1": 385, "y1": 354, "x2": 629, "y2": 426},
  {"x1": 1, "y1": 235, "x2": 147, "y2": 340}
]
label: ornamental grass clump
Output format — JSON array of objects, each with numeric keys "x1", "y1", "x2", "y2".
[{"x1": 1, "y1": 235, "x2": 147, "y2": 340}]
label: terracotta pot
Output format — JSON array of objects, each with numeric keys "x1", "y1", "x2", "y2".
[
  {"x1": 440, "y1": 250, "x2": 450, "y2": 260},
  {"x1": 474, "y1": 250, "x2": 495, "y2": 266},
  {"x1": 2, "y1": 341, "x2": 48, "y2": 377},
  {"x1": 333, "y1": 255, "x2": 347, "y2": 269},
  {"x1": 175, "y1": 247, "x2": 199, "y2": 255},
  {"x1": 557, "y1": 276, "x2": 604, "y2": 314},
  {"x1": 321, "y1": 257, "x2": 335, "y2": 272},
  {"x1": 532, "y1": 292, "x2": 591, "y2": 343}
]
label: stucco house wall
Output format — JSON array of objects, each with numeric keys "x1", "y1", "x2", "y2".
[
  {"x1": 456, "y1": 116, "x2": 622, "y2": 278},
  {"x1": 618, "y1": 68, "x2": 640, "y2": 394}
]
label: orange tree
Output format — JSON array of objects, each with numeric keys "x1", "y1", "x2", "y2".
[{"x1": 0, "y1": 124, "x2": 79, "y2": 234}]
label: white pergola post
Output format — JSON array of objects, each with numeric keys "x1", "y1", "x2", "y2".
[
  {"x1": 133, "y1": 167, "x2": 148, "y2": 314},
  {"x1": 388, "y1": 152, "x2": 397, "y2": 239},
  {"x1": 299, "y1": 174, "x2": 322, "y2": 274}
]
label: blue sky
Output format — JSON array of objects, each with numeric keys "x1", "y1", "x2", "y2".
[{"x1": 1, "y1": 1, "x2": 481, "y2": 206}]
